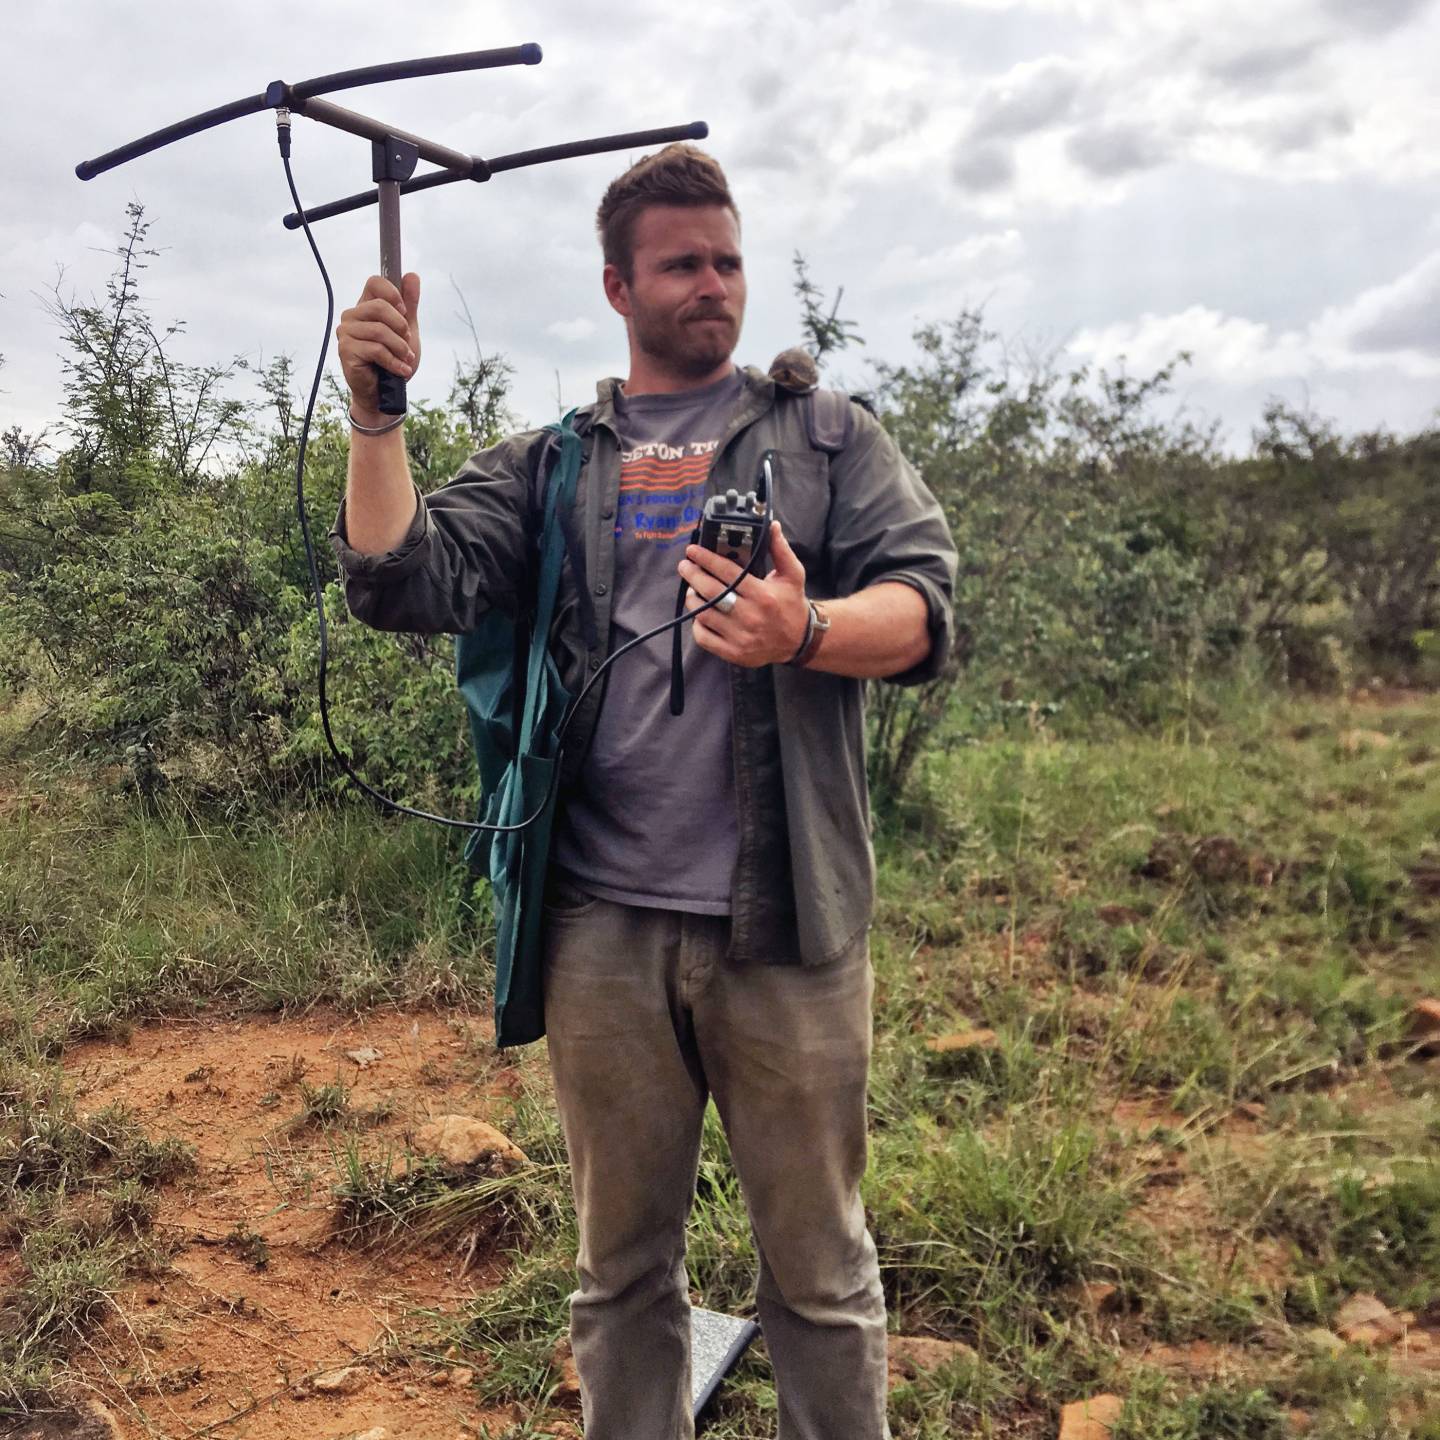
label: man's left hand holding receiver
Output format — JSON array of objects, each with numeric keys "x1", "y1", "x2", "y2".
[{"x1": 679, "y1": 521, "x2": 933, "y2": 678}]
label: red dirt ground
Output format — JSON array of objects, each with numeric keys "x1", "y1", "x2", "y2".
[{"x1": 47, "y1": 1007, "x2": 559, "y2": 1440}]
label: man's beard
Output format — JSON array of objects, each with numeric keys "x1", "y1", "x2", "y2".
[{"x1": 632, "y1": 301, "x2": 741, "y2": 377}]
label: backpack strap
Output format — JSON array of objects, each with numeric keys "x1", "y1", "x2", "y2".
[
  {"x1": 802, "y1": 388, "x2": 855, "y2": 455},
  {"x1": 528, "y1": 414, "x2": 599, "y2": 652},
  {"x1": 767, "y1": 345, "x2": 856, "y2": 457},
  {"x1": 520, "y1": 410, "x2": 584, "y2": 755}
]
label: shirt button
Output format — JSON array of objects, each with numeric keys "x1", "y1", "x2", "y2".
[
  {"x1": 594, "y1": 582, "x2": 608, "y2": 596},
  {"x1": 589, "y1": 657, "x2": 601, "y2": 672},
  {"x1": 601, "y1": 505, "x2": 614, "y2": 519}
]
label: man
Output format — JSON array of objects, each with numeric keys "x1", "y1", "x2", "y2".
[{"x1": 332, "y1": 144, "x2": 956, "y2": 1439}]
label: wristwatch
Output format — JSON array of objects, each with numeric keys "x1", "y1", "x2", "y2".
[{"x1": 786, "y1": 599, "x2": 831, "y2": 669}]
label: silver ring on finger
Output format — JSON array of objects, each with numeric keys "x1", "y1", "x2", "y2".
[{"x1": 713, "y1": 590, "x2": 738, "y2": 616}]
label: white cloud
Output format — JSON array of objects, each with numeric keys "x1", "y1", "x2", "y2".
[
  {"x1": 952, "y1": 142, "x2": 1017, "y2": 193},
  {"x1": 937, "y1": 0, "x2": 1440, "y2": 211},
  {"x1": 968, "y1": 58, "x2": 1083, "y2": 140},
  {"x1": 1066, "y1": 123, "x2": 1170, "y2": 178},
  {"x1": 873, "y1": 231, "x2": 1024, "y2": 289},
  {"x1": 1202, "y1": 39, "x2": 1320, "y2": 86},
  {"x1": 1070, "y1": 305, "x2": 1305, "y2": 384},
  {"x1": 545, "y1": 317, "x2": 597, "y2": 343},
  {"x1": 1070, "y1": 251, "x2": 1440, "y2": 386},
  {"x1": 1315, "y1": 250, "x2": 1440, "y2": 360},
  {"x1": 5, "y1": 0, "x2": 1440, "y2": 446}
]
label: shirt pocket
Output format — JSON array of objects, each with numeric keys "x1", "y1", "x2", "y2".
[{"x1": 771, "y1": 449, "x2": 830, "y2": 574}]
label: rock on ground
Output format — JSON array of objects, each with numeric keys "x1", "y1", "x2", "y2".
[
  {"x1": 1339, "y1": 728, "x2": 1392, "y2": 754},
  {"x1": 1334, "y1": 1293, "x2": 1406, "y2": 1347},
  {"x1": 1074, "y1": 1281, "x2": 1121, "y2": 1315},
  {"x1": 886, "y1": 1334, "x2": 977, "y2": 1387},
  {"x1": 412, "y1": 1115, "x2": 530, "y2": 1170},
  {"x1": 550, "y1": 1337, "x2": 583, "y2": 1405},
  {"x1": 0, "y1": 1400, "x2": 122, "y2": 1440},
  {"x1": 1407, "y1": 998, "x2": 1440, "y2": 1054},
  {"x1": 925, "y1": 1030, "x2": 999, "y2": 1054},
  {"x1": 312, "y1": 1364, "x2": 369, "y2": 1395},
  {"x1": 1059, "y1": 1393, "x2": 1125, "y2": 1439}
]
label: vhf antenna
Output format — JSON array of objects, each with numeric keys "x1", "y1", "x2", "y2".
[{"x1": 76, "y1": 43, "x2": 706, "y2": 414}]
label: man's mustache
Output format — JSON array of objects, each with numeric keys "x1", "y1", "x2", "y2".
[{"x1": 682, "y1": 306, "x2": 735, "y2": 323}]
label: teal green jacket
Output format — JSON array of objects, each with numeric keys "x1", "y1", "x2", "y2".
[{"x1": 331, "y1": 365, "x2": 957, "y2": 968}]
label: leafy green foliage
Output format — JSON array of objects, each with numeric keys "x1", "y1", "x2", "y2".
[
  {"x1": 792, "y1": 251, "x2": 864, "y2": 361},
  {"x1": 1, "y1": 204, "x2": 507, "y2": 815}
]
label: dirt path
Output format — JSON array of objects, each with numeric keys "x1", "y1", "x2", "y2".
[{"x1": 55, "y1": 1008, "x2": 541, "y2": 1440}]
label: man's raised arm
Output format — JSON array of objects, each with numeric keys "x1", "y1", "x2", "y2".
[{"x1": 338, "y1": 272, "x2": 421, "y2": 556}]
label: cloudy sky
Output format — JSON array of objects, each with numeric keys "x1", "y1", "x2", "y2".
[{"x1": 4, "y1": 0, "x2": 1438, "y2": 452}]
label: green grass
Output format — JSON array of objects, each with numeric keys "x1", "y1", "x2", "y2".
[
  {"x1": 0, "y1": 1057, "x2": 195, "y2": 1407},
  {"x1": 2, "y1": 678, "x2": 1438, "y2": 1433},
  {"x1": 294, "y1": 1077, "x2": 352, "y2": 1127},
  {"x1": 1231, "y1": 1148, "x2": 1440, "y2": 1320},
  {"x1": 0, "y1": 785, "x2": 495, "y2": 1039}
]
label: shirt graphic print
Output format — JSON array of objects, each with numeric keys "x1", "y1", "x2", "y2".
[{"x1": 615, "y1": 436, "x2": 721, "y2": 551}]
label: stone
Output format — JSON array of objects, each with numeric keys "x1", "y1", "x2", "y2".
[
  {"x1": 925, "y1": 1029, "x2": 1000, "y2": 1055},
  {"x1": 312, "y1": 1365, "x2": 368, "y2": 1395},
  {"x1": 340, "y1": 1430, "x2": 387, "y2": 1440},
  {"x1": 550, "y1": 1337, "x2": 582, "y2": 1404},
  {"x1": 1334, "y1": 1293, "x2": 1405, "y2": 1348},
  {"x1": 886, "y1": 1334, "x2": 977, "y2": 1387},
  {"x1": 1301, "y1": 1327, "x2": 1345, "y2": 1355},
  {"x1": 345, "y1": 1046, "x2": 384, "y2": 1068},
  {"x1": 1075, "y1": 1281, "x2": 1121, "y2": 1315},
  {"x1": 86, "y1": 1402, "x2": 123, "y2": 1439},
  {"x1": 2, "y1": 1401, "x2": 126, "y2": 1440},
  {"x1": 1058, "y1": 1394, "x2": 1125, "y2": 1440},
  {"x1": 1339, "y1": 728, "x2": 1392, "y2": 754},
  {"x1": 412, "y1": 1115, "x2": 529, "y2": 1170},
  {"x1": 449, "y1": 1366, "x2": 475, "y2": 1387},
  {"x1": 1097, "y1": 905, "x2": 1144, "y2": 926},
  {"x1": 1407, "y1": 999, "x2": 1440, "y2": 1055}
]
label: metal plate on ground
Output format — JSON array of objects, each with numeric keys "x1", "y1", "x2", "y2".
[{"x1": 691, "y1": 1307, "x2": 761, "y2": 1420}]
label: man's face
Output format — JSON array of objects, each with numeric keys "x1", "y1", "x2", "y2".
[{"x1": 606, "y1": 204, "x2": 746, "y2": 379}]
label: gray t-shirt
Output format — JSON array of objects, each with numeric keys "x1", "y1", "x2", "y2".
[
  {"x1": 551, "y1": 368, "x2": 744, "y2": 914},
  {"x1": 550, "y1": 368, "x2": 743, "y2": 910}
]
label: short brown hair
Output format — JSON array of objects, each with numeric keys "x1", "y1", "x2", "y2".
[{"x1": 596, "y1": 143, "x2": 739, "y2": 280}]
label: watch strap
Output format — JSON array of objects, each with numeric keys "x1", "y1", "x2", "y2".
[{"x1": 786, "y1": 599, "x2": 831, "y2": 669}]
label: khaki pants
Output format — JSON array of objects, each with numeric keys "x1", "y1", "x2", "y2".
[{"x1": 541, "y1": 885, "x2": 890, "y2": 1439}]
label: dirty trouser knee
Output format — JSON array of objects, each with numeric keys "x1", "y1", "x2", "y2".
[{"x1": 542, "y1": 893, "x2": 889, "y2": 1440}]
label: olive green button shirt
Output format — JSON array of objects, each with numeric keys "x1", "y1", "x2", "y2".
[{"x1": 331, "y1": 365, "x2": 957, "y2": 969}]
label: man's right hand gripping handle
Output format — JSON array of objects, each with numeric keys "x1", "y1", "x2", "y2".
[{"x1": 338, "y1": 272, "x2": 423, "y2": 556}]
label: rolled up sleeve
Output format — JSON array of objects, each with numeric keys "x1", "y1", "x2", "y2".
[
  {"x1": 826, "y1": 407, "x2": 957, "y2": 686},
  {"x1": 330, "y1": 482, "x2": 430, "y2": 581},
  {"x1": 328, "y1": 431, "x2": 543, "y2": 635}
]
